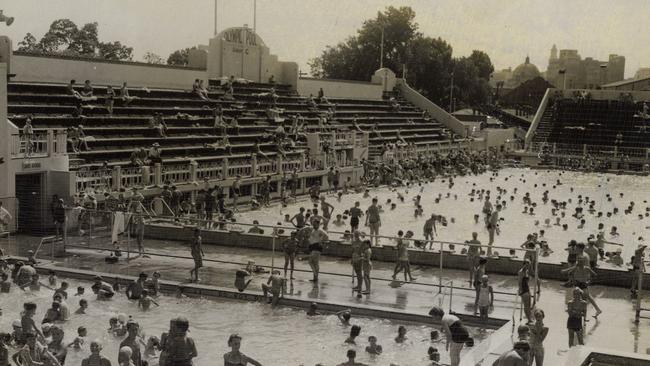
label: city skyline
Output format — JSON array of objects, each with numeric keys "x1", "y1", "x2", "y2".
[{"x1": 2, "y1": 0, "x2": 648, "y2": 78}]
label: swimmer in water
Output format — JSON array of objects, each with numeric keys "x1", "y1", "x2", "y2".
[
  {"x1": 138, "y1": 290, "x2": 159, "y2": 311},
  {"x1": 395, "y1": 325, "x2": 408, "y2": 343},
  {"x1": 345, "y1": 325, "x2": 361, "y2": 344},
  {"x1": 336, "y1": 309, "x2": 352, "y2": 326},
  {"x1": 365, "y1": 336, "x2": 383, "y2": 355}
]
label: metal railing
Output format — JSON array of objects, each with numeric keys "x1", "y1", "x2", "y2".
[
  {"x1": 529, "y1": 141, "x2": 650, "y2": 161},
  {"x1": 62, "y1": 208, "x2": 536, "y2": 308}
]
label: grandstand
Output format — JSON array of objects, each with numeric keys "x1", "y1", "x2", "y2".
[
  {"x1": 524, "y1": 89, "x2": 650, "y2": 166},
  {"x1": 0, "y1": 26, "x2": 476, "y2": 233}
]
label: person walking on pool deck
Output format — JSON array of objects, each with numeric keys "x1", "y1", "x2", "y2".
[
  {"x1": 466, "y1": 232, "x2": 481, "y2": 285},
  {"x1": 562, "y1": 255, "x2": 602, "y2": 318},
  {"x1": 361, "y1": 240, "x2": 373, "y2": 294},
  {"x1": 189, "y1": 228, "x2": 204, "y2": 283},
  {"x1": 487, "y1": 204, "x2": 501, "y2": 256},
  {"x1": 351, "y1": 231, "x2": 364, "y2": 292},
  {"x1": 365, "y1": 198, "x2": 381, "y2": 247},
  {"x1": 308, "y1": 220, "x2": 329, "y2": 283}
]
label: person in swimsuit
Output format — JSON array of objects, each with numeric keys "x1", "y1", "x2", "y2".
[
  {"x1": 361, "y1": 240, "x2": 373, "y2": 294},
  {"x1": 161, "y1": 317, "x2": 197, "y2": 366},
  {"x1": 319, "y1": 196, "x2": 334, "y2": 231},
  {"x1": 190, "y1": 228, "x2": 204, "y2": 283},
  {"x1": 529, "y1": 308, "x2": 549, "y2": 366},
  {"x1": 290, "y1": 208, "x2": 306, "y2": 229},
  {"x1": 466, "y1": 232, "x2": 481, "y2": 285},
  {"x1": 283, "y1": 232, "x2": 299, "y2": 279},
  {"x1": 518, "y1": 260, "x2": 533, "y2": 323},
  {"x1": 308, "y1": 220, "x2": 328, "y2": 283},
  {"x1": 349, "y1": 202, "x2": 363, "y2": 232},
  {"x1": 223, "y1": 334, "x2": 262, "y2": 366},
  {"x1": 423, "y1": 214, "x2": 438, "y2": 250},
  {"x1": 429, "y1": 307, "x2": 474, "y2": 366},
  {"x1": 365, "y1": 198, "x2": 381, "y2": 246},
  {"x1": 351, "y1": 231, "x2": 364, "y2": 292},
  {"x1": 566, "y1": 287, "x2": 587, "y2": 347}
]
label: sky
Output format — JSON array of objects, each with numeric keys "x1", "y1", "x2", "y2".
[{"x1": 3, "y1": 0, "x2": 649, "y2": 78}]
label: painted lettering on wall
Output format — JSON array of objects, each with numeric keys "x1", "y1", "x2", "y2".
[
  {"x1": 223, "y1": 28, "x2": 258, "y2": 46},
  {"x1": 22, "y1": 161, "x2": 41, "y2": 169}
]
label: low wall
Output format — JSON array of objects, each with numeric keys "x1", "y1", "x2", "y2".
[
  {"x1": 143, "y1": 224, "x2": 650, "y2": 290},
  {"x1": 298, "y1": 77, "x2": 383, "y2": 100},
  {"x1": 12, "y1": 53, "x2": 208, "y2": 90}
]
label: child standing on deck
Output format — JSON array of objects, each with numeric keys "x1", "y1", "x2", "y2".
[{"x1": 476, "y1": 275, "x2": 494, "y2": 324}]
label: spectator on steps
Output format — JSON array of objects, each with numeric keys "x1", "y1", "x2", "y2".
[
  {"x1": 76, "y1": 125, "x2": 90, "y2": 151},
  {"x1": 105, "y1": 86, "x2": 115, "y2": 116},
  {"x1": 192, "y1": 79, "x2": 209, "y2": 101},
  {"x1": 67, "y1": 79, "x2": 82, "y2": 99},
  {"x1": 229, "y1": 117, "x2": 240, "y2": 136},
  {"x1": 120, "y1": 82, "x2": 136, "y2": 106},
  {"x1": 389, "y1": 97, "x2": 401, "y2": 112},
  {"x1": 307, "y1": 95, "x2": 319, "y2": 111},
  {"x1": 213, "y1": 108, "x2": 227, "y2": 135},
  {"x1": 268, "y1": 75, "x2": 275, "y2": 85},
  {"x1": 81, "y1": 80, "x2": 94, "y2": 97},
  {"x1": 352, "y1": 114, "x2": 364, "y2": 133},
  {"x1": 67, "y1": 126, "x2": 80, "y2": 153},
  {"x1": 149, "y1": 113, "x2": 168, "y2": 138},
  {"x1": 130, "y1": 148, "x2": 148, "y2": 167},
  {"x1": 148, "y1": 143, "x2": 162, "y2": 166},
  {"x1": 317, "y1": 88, "x2": 324, "y2": 102}
]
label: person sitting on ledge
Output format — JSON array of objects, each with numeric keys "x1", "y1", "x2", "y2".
[
  {"x1": 67, "y1": 79, "x2": 82, "y2": 99},
  {"x1": 192, "y1": 79, "x2": 209, "y2": 101},
  {"x1": 120, "y1": 82, "x2": 136, "y2": 106},
  {"x1": 248, "y1": 220, "x2": 265, "y2": 235}
]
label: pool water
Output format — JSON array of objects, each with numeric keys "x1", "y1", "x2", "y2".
[
  {"x1": 244, "y1": 168, "x2": 650, "y2": 265},
  {"x1": 0, "y1": 278, "x2": 488, "y2": 365}
]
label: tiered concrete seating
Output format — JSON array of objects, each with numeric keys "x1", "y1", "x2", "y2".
[
  {"x1": 7, "y1": 81, "x2": 455, "y2": 169},
  {"x1": 531, "y1": 97, "x2": 650, "y2": 156}
]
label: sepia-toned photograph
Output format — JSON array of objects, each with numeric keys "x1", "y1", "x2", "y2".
[{"x1": 0, "y1": 1, "x2": 649, "y2": 365}]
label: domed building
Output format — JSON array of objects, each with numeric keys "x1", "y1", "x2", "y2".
[{"x1": 509, "y1": 56, "x2": 540, "y2": 87}]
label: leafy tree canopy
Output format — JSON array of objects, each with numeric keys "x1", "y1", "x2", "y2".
[
  {"x1": 17, "y1": 18, "x2": 133, "y2": 61},
  {"x1": 309, "y1": 6, "x2": 494, "y2": 108}
]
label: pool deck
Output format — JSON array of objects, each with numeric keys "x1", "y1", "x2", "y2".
[{"x1": 4, "y1": 235, "x2": 650, "y2": 365}]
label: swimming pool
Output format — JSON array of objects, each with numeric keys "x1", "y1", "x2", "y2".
[
  {"x1": 243, "y1": 168, "x2": 650, "y2": 265},
  {"x1": 0, "y1": 278, "x2": 488, "y2": 365}
]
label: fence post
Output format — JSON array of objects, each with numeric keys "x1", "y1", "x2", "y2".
[
  {"x1": 449, "y1": 280, "x2": 453, "y2": 314},
  {"x1": 189, "y1": 160, "x2": 198, "y2": 183},
  {"x1": 112, "y1": 165, "x2": 122, "y2": 191},
  {"x1": 438, "y1": 241, "x2": 443, "y2": 294},
  {"x1": 154, "y1": 163, "x2": 162, "y2": 186},
  {"x1": 276, "y1": 154, "x2": 283, "y2": 174},
  {"x1": 583, "y1": 144, "x2": 587, "y2": 156},
  {"x1": 635, "y1": 269, "x2": 643, "y2": 323},
  {"x1": 47, "y1": 130, "x2": 54, "y2": 156},
  {"x1": 300, "y1": 152, "x2": 306, "y2": 172},
  {"x1": 252, "y1": 155, "x2": 258, "y2": 177},
  {"x1": 222, "y1": 157, "x2": 229, "y2": 179}
]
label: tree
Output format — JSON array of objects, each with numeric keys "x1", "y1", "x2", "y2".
[
  {"x1": 310, "y1": 6, "x2": 494, "y2": 107},
  {"x1": 16, "y1": 18, "x2": 133, "y2": 61},
  {"x1": 98, "y1": 41, "x2": 133, "y2": 61},
  {"x1": 39, "y1": 19, "x2": 78, "y2": 53},
  {"x1": 143, "y1": 52, "x2": 164, "y2": 64},
  {"x1": 17, "y1": 33, "x2": 40, "y2": 52},
  {"x1": 167, "y1": 47, "x2": 197, "y2": 66}
]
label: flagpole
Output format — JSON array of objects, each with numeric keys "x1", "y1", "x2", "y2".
[
  {"x1": 214, "y1": 0, "x2": 218, "y2": 36},
  {"x1": 380, "y1": 26, "x2": 384, "y2": 69},
  {"x1": 253, "y1": 0, "x2": 257, "y2": 35}
]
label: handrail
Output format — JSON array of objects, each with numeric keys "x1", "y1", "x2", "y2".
[{"x1": 524, "y1": 88, "x2": 551, "y2": 149}]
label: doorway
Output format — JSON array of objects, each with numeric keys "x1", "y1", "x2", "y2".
[{"x1": 15, "y1": 173, "x2": 45, "y2": 234}]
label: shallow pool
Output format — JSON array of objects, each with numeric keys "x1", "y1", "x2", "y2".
[
  {"x1": 0, "y1": 278, "x2": 488, "y2": 365},
  {"x1": 243, "y1": 168, "x2": 650, "y2": 265}
]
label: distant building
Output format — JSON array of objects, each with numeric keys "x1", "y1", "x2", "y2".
[
  {"x1": 489, "y1": 57, "x2": 540, "y2": 89},
  {"x1": 601, "y1": 77, "x2": 650, "y2": 91},
  {"x1": 634, "y1": 68, "x2": 650, "y2": 80},
  {"x1": 545, "y1": 44, "x2": 625, "y2": 89}
]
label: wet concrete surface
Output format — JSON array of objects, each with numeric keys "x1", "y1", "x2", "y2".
[{"x1": 3, "y1": 234, "x2": 650, "y2": 365}]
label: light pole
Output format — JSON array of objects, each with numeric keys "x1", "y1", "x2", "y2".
[
  {"x1": 379, "y1": 25, "x2": 385, "y2": 69},
  {"x1": 559, "y1": 69, "x2": 567, "y2": 89},
  {"x1": 213, "y1": 0, "x2": 218, "y2": 36},
  {"x1": 449, "y1": 70, "x2": 455, "y2": 112}
]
